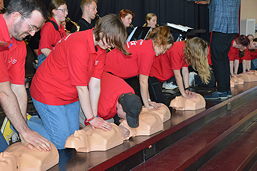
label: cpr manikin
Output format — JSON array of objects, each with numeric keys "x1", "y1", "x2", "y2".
[
  {"x1": 231, "y1": 75, "x2": 244, "y2": 85},
  {"x1": 141, "y1": 104, "x2": 171, "y2": 122},
  {"x1": 119, "y1": 111, "x2": 164, "y2": 138},
  {"x1": 0, "y1": 142, "x2": 58, "y2": 171},
  {"x1": 237, "y1": 71, "x2": 257, "y2": 82},
  {"x1": 65, "y1": 123, "x2": 124, "y2": 152},
  {"x1": 170, "y1": 92, "x2": 206, "y2": 110}
]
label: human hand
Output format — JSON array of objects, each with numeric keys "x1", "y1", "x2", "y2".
[
  {"x1": 149, "y1": 101, "x2": 162, "y2": 109},
  {"x1": 194, "y1": 1, "x2": 209, "y2": 5},
  {"x1": 89, "y1": 117, "x2": 112, "y2": 131},
  {"x1": 20, "y1": 129, "x2": 51, "y2": 152}
]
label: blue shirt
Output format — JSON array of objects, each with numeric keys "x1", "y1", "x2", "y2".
[{"x1": 209, "y1": 0, "x2": 240, "y2": 33}]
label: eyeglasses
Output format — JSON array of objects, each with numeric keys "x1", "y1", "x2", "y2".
[
  {"x1": 57, "y1": 8, "x2": 68, "y2": 13},
  {"x1": 22, "y1": 17, "x2": 40, "y2": 32}
]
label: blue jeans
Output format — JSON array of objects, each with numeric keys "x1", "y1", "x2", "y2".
[
  {"x1": 30, "y1": 99, "x2": 80, "y2": 149},
  {"x1": 251, "y1": 58, "x2": 257, "y2": 70},
  {"x1": 37, "y1": 54, "x2": 46, "y2": 68},
  {"x1": 0, "y1": 132, "x2": 8, "y2": 152}
]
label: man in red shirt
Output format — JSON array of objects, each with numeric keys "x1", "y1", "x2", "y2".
[
  {"x1": 0, "y1": 0, "x2": 50, "y2": 152},
  {"x1": 30, "y1": 14, "x2": 128, "y2": 149},
  {"x1": 97, "y1": 72, "x2": 142, "y2": 127}
]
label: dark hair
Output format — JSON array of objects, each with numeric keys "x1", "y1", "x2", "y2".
[
  {"x1": 49, "y1": 0, "x2": 66, "y2": 16},
  {"x1": 119, "y1": 9, "x2": 134, "y2": 19},
  {"x1": 93, "y1": 14, "x2": 128, "y2": 55},
  {"x1": 235, "y1": 35, "x2": 250, "y2": 47},
  {"x1": 5, "y1": 0, "x2": 48, "y2": 19}
]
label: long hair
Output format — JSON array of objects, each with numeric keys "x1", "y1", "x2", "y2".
[
  {"x1": 49, "y1": 0, "x2": 66, "y2": 17},
  {"x1": 147, "y1": 26, "x2": 173, "y2": 51},
  {"x1": 94, "y1": 14, "x2": 129, "y2": 55},
  {"x1": 184, "y1": 37, "x2": 211, "y2": 84},
  {"x1": 143, "y1": 13, "x2": 157, "y2": 27}
]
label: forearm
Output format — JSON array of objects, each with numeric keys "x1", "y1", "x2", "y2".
[
  {"x1": 174, "y1": 70, "x2": 186, "y2": 96},
  {"x1": 0, "y1": 82, "x2": 29, "y2": 134},
  {"x1": 11, "y1": 84, "x2": 27, "y2": 119},
  {"x1": 139, "y1": 74, "x2": 150, "y2": 107},
  {"x1": 182, "y1": 67, "x2": 189, "y2": 89},
  {"x1": 77, "y1": 86, "x2": 95, "y2": 119},
  {"x1": 41, "y1": 48, "x2": 51, "y2": 57},
  {"x1": 88, "y1": 77, "x2": 101, "y2": 116}
]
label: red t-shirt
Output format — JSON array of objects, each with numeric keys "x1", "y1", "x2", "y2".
[
  {"x1": 38, "y1": 17, "x2": 66, "y2": 55},
  {"x1": 30, "y1": 29, "x2": 106, "y2": 105},
  {"x1": 98, "y1": 72, "x2": 135, "y2": 120},
  {"x1": 169, "y1": 41, "x2": 189, "y2": 70},
  {"x1": 0, "y1": 14, "x2": 12, "y2": 52},
  {"x1": 250, "y1": 50, "x2": 257, "y2": 60},
  {"x1": 228, "y1": 40, "x2": 239, "y2": 61},
  {"x1": 241, "y1": 49, "x2": 252, "y2": 60},
  {"x1": 104, "y1": 39, "x2": 155, "y2": 78},
  {"x1": 149, "y1": 47, "x2": 174, "y2": 82},
  {"x1": 0, "y1": 39, "x2": 26, "y2": 84}
]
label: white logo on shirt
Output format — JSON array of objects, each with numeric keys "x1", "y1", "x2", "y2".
[
  {"x1": 127, "y1": 40, "x2": 144, "y2": 48},
  {"x1": 8, "y1": 57, "x2": 17, "y2": 64},
  {"x1": 95, "y1": 60, "x2": 99, "y2": 65}
]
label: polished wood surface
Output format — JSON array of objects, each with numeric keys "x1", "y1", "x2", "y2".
[{"x1": 48, "y1": 82, "x2": 257, "y2": 171}]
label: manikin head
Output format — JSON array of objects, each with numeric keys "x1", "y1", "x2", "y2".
[
  {"x1": 144, "y1": 13, "x2": 157, "y2": 28},
  {"x1": 49, "y1": 0, "x2": 68, "y2": 23},
  {"x1": 116, "y1": 93, "x2": 143, "y2": 128},
  {"x1": 147, "y1": 26, "x2": 173, "y2": 56},
  {"x1": 119, "y1": 9, "x2": 134, "y2": 28},
  {"x1": 80, "y1": 0, "x2": 97, "y2": 22},
  {"x1": 170, "y1": 92, "x2": 206, "y2": 111},
  {"x1": 65, "y1": 124, "x2": 124, "y2": 152},
  {"x1": 93, "y1": 14, "x2": 128, "y2": 54},
  {"x1": 4, "y1": 0, "x2": 47, "y2": 40}
]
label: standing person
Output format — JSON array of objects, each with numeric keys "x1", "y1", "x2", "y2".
[
  {"x1": 37, "y1": 0, "x2": 68, "y2": 66},
  {"x1": 70, "y1": 0, "x2": 97, "y2": 32},
  {"x1": 143, "y1": 13, "x2": 158, "y2": 29},
  {"x1": 0, "y1": 0, "x2": 50, "y2": 152},
  {"x1": 104, "y1": 26, "x2": 173, "y2": 108},
  {"x1": 29, "y1": 14, "x2": 128, "y2": 149},
  {"x1": 195, "y1": 0, "x2": 240, "y2": 100}
]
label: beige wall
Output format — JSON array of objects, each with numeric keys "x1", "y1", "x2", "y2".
[{"x1": 241, "y1": 0, "x2": 257, "y2": 37}]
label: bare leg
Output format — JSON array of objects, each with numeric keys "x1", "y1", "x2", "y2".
[{"x1": 234, "y1": 60, "x2": 239, "y2": 75}]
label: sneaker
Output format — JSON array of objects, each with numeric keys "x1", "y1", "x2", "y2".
[
  {"x1": 162, "y1": 82, "x2": 178, "y2": 90},
  {"x1": 204, "y1": 91, "x2": 232, "y2": 100},
  {"x1": 1, "y1": 117, "x2": 15, "y2": 144}
]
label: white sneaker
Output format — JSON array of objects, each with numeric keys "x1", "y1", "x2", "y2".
[
  {"x1": 162, "y1": 82, "x2": 178, "y2": 90},
  {"x1": 189, "y1": 72, "x2": 197, "y2": 87}
]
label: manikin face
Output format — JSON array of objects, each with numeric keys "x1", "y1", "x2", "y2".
[
  {"x1": 121, "y1": 14, "x2": 133, "y2": 28},
  {"x1": 85, "y1": 1, "x2": 98, "y2": 20},
  {"x1": 12, "y1": 10, "x2": 44, "y2": 40},
  {"x1": 53, "y1": 4, "x2": 68, "y2": 22},
  {"x1": 147, "y1": 16, "x2": 157, "y2": 28}
]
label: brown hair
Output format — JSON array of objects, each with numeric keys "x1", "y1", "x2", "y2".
[
  {"x1": 94, "y1": 14, "x2": 128, "y2": 55},
  {"x1": 80, "y1": 0, "x2": 97, "y2": 10},
  {"x1": 143, "y1": 13, "x2": 157, "y2": 27},
  {"x1": 184, "y1": 37, "x2": 211, "y2": 84},
  {"x1": 147, "y1": 26, "x2": 173, "y2": 50},
  {"x1": 49, "y1": 0, "x2": 66, "y2": 16},
  {"x1": 119, "y1": 9, "x2": 134, "y2": 19},
  {"x1": 235, "y1": 35, "x2": 250, "y2": 47}
]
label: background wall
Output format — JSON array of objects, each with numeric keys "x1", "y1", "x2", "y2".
[{"x1": 240, "y1": 0, "x2": 257, "y2": 37}]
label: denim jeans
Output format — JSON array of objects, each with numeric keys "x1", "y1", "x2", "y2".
[
  {"x1": 251, "y1": 58, "x2": 257, "y2": 70},
  {"x1": 0, "y1": 132, "x2": 8, "y2": 152},
  {"x1": 37, "y1": 54, "x2": 46, "y2": 68},
  {"x1": 30, "y1": 99, "x2": 80, "y2": 149}
]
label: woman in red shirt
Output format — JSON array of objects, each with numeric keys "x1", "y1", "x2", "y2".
[
  {"x1": 37, "y1": 0, "x2": 68, "y2": 66},
  {"x1": 105, "y1": 26, "x2": 173, "y2": 109}
]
